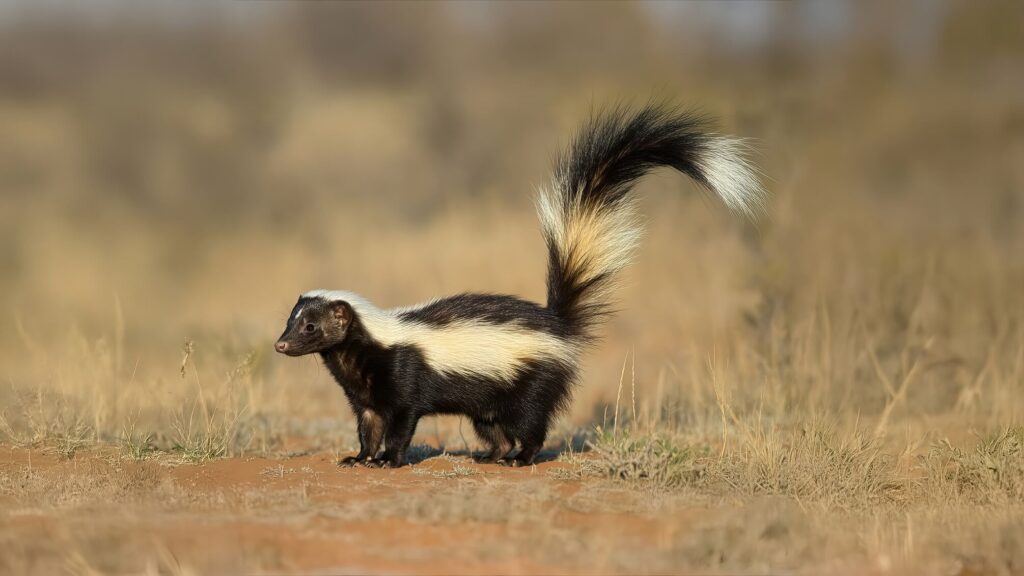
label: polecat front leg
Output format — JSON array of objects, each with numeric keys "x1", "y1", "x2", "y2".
[
  {"x1": 338, "y1": 408, "x2": 384, "y2": 466},
  {"x1": 367, "y1": 410, "x2": 419, "y2": 468}
]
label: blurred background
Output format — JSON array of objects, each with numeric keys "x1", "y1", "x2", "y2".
[{"x1": 1, "y1": 1, "x2": 1022, "y2": 453}]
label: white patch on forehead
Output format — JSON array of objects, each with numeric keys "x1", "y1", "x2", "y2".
[
  {"x1": 292, "y1": 306, "x2": 305, "y2": 321},
  {"x1": 301, "y1": 289, "x2": 578, "y2": 381}
]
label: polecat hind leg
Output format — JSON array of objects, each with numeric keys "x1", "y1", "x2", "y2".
[
  {"x1": 472, "y1": 419, "x2": 515, "y2": 463},
  {"x1": 511, "y1": 442, "x2": 542, "y2": 467},
  {"x1": 502, "y1": 412, "x2": 550, "y2": 467}
]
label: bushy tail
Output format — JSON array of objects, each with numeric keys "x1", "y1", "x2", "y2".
[{"x1": 539, "y1": 104, "x2": 765, "y2": 341}]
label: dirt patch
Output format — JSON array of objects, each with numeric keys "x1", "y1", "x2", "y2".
[
  {"x1": 3, "y1": 447, "x2": 1018, "y2": 575},
  {"x1": 0, "y1": 448, "x2": 673, "y2": 575}
]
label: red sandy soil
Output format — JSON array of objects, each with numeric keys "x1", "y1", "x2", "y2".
[{"x1": 0, "y1": 447, "x2": 689, "y2": 575}]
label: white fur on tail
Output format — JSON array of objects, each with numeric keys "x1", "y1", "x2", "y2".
[
  {"x1": 694, "y1": 136, "x2": 765, "y2": 218},
  {"x1": 537, "y1": 185, "x2": 643, "y2": 308}
]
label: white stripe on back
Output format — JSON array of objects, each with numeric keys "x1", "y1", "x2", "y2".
[{"x1": 303, "y1": 290, "x2": 577, "y2": 381}]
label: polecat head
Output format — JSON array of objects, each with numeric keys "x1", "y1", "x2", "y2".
[{"x1": 275, "y1": 295, "x2": 354, "y2": 356}]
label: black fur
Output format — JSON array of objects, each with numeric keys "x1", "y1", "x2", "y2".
[
  {"x1": 398, "y1": 293, "x2": 570, "y2": 338},
  {"x1": 276, "y1": 105, "x2": 750, "y2": 467}
]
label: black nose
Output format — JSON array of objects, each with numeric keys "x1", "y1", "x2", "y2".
[{"x1": 275, "y1": 341, "x2": 289, "y2": 353}]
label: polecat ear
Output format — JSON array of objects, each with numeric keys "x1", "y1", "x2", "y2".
[{"x1": 330, "y1": 300, "x2": 353, "y2": 326}]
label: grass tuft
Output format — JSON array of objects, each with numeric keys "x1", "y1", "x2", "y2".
[
  {"x1": 52, "y1": 425, "x2": 91, "y2": 460},
  {"x1": 924, "y1": 427, "x2": 1024, "y2": 505},
  {"x1": 120, "y1": 421, "x2": 158, "y2": 461},
  {"x1": 589, "y1": 427, "x2": 707, "y2": 489}
]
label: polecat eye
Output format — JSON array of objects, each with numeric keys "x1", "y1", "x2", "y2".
[{"x1": 303, "y1": 323, "x2": 316, "y2": 333}]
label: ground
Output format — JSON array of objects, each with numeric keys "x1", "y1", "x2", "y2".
[
  {"x1": 3, "y1": 441, "x2": 1021, "y2": 576},
  {"x1": 1, "y1": 447, "x2": 695, "y2": 576}
]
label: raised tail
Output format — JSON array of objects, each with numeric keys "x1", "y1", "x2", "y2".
[{"x1": 539, "y1": 104, "x2": 765, "y2": 341}]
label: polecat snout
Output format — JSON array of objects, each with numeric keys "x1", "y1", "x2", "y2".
[{"x1": 275, "y1": 105, "x2": 765, "y2": 468}]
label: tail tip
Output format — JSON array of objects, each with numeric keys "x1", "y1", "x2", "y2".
[{"x1": 698, "y1": 136, "x2": 768, "y2": 220}]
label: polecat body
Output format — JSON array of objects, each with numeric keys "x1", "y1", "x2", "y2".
[{"x1": 275, "y1": 105, "x2": 765, "y2": 467}]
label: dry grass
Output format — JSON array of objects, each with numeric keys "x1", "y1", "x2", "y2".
[{"x1": 923, "y1": 427, "x2": 1024, "y2": 506}]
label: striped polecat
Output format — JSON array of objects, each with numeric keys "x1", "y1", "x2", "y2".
[{"x1": 275, "y1": 105, "x2": 765, "y2": 468}]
